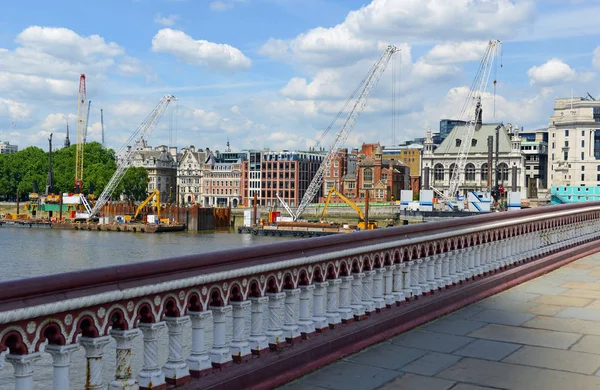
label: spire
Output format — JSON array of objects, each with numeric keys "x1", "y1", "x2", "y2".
[
  {"x1": 226, "y1": 137, "x2": 231, "y2": 152},
  {"x1": 64, "y1": 118, "x2": 70, "y2": 148}
]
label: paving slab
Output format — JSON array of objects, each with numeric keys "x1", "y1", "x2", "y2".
[
  {"x1": 444, "y1": 306, "x2": 487, "y2": 321},
  {"x1": 530, "y1": 295, "x2": 592, "y2": 307},
  {"x1": 527, "y1": 304, "x2": 565, "y2": 316},
  {"x1": 502, "y1": 345, "x2": 600, "y2": 374},
  {"x1": 571, "y1": 335, "x2": 600, "y2": 354},
  {"x1": 564, "y1": 263, "x2": 596, "y2": 270},
  {"x1": 562, "y1": 282, "x2": 600, "y2": 291},
  {"x1": 421, "y1": 319, "x2": 486, "y2": 336},
  {"x1": 390, "y1": 330, "x2": 473, "y2": 353},
  {"x1": 284, "y1": 361, "x2": 399, "y2": 390},
  {"x1": 466, "y1": 309, "x2": 535, "y2": 326},
  {"x1": 586, "y1": 300, "x2": 600, "y2": 310},
  {"x1": 522, "y1": 315, "x2": 600, "y2": 336},
  {"x1": 562, "y1": 289, "x2": 600, "y2": 299},
  {"x1": 454, "y1": 339, "x2": 522, "y2": 361},
  {"x1": 345, "y1": 342, "x2": 428, "y2": 370},
  {"x1": 437, "y1": 357, "x2": 600, "y2": 390},
  {"x1": 378, "y1": 373, "x2": 455, "y2": 390},
  {"x1": 513, "y1": 283, "x2": 568, "y2": 296},
  {"x1": 589, "y1": 270, "x2": 600, "y2": 277},
  {"x1": 467, "y1": 324, "x2": 582, "y2": 349},
  {"x1": 400, "y1": 352, "x2": 462, "y2": 376},
  {"x1": 546, "y1": 274, "x2": 600, "y2": 283},
  {"x1": 556, "y1": 307, "x2": 600, "y2": 321}
]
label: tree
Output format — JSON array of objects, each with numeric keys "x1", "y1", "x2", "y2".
[{"x1": 119, "y1": 167, "x2": 149, "y2": 201}]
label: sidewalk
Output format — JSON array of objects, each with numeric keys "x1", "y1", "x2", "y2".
[{"x1": 281, "y1": 253, "x2": 600, "y2": 390}]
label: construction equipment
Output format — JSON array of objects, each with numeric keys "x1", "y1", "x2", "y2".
[
  {"x1": 133, "y1": 189, "x2": 167, "y2": 223},
  {"x1": 87, "y1": 94, "x2": 176, "y2": 219},
  {"x1": 74, "y1": 74, "x2": 87, "y2": 193},
  {"x1": 84, "y1": 100, "x2": 91, "y2": 144},
  {"x1": 279, "y1": 45, "x2": 399, "y2": 221},
  {"x1": 320, "y1": 186, "x2": 377, "y2": 230},
  {"x1": 434, "y1": 39, "x2": 502, "y2": 210},
  {"x1": 100, "y1": 108, "x2": 105, "y2": 148}
]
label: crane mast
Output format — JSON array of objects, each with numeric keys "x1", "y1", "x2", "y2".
[
  {"x1": 74, "y1": 74, "x2": 87, "y2": 193},
  {"x1": 100, "y1": 108, "x2": 105, "y2": 148},
  {"x1": 89, "y1": 94, "x2": 176, "y2": 218},
  {"x1": 284, "y1": 45, "x2": 399, "y2": 221},
  {"x1": 443, "y1": 39, "x2": 501, "y2": 208},
  {"x1": 84, "y1": 100, "x2": 91, "y2": 144}
]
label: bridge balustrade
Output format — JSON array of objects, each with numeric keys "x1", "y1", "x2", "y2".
[{"x1": 1, "y1": 202, "x2": 600, "y2": 390}]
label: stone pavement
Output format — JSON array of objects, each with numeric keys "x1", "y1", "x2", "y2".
[{"x1": 280, "y1": 252, "x2": 600, "y2": 390}]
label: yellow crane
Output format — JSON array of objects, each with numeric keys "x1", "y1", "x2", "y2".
[
  {"x1": 321, "y1": 186, "x2": 377, "y2": 230},
  {"x1": 132, "y1": 189, "x2": 168, "y2": 224}
]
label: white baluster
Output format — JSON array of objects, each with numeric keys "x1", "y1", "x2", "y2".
[
  {"x1": 209, "y1": 306, "x2": 233, "y2": 366},
  {"x1": 426, "y1": 256, "x2": 438, "y2": 291},
  {"x1": 312, "y1": 283, "x2": 329, "y2": 331},
  {"x1": 372, "y1": 269, "x2": 386, "y2": 310},
  {"x1": 46, "y1": 344, "x2": 79, "y2": 390},
  {"x1": 162, "y1": 316, "x2": 190, "y2": 384},
  {"x1": 383, "y1": 265, "x2": 395, "y2": 306},
  {"x1": 392, "y1": 264, "x2": 406, "y2": 303},
  {"x1": 409, "y1": 261, "x2": 422, "y2": 296},
  {"x1": 338, "y1": 276, "x2": 355, "y2": 322},
  {"x1": 441, "y1": 252, "x2": 452, "y2": 287},
  {"x1": 265, "y1": 292, "x2": 286, "y2": 345},
  {"x1": 186, "y1": 312, "x2": 211, "y2": 376},
  {"x1": 325, "y1": 280, "x2": 342, "y2": 325},
  {"x1": 351, "y1": 273, "x2": 366, "y2": 318},
  {"x1": 282, "y1": 289, "x2": 301, "y2": 342},
  {"x1": 448, "y1": 251, "x2": 459, "y2": 285},
  {"x1": 138, "y1": 322, "x2": 167, "y2": 387},
  {"x1": 298, "y1": 285, "x2": 316, "y2": 334},
  {"x1": 465, "y1": 247, "x2": 474, "y2": 279},
  {"x1": 248, "y1": 297, "x2": 269, "y2": 353},
  {"x1": 417, "y1": 259, "x2": 430, "y2": 294},
  {"x1": 433, "y1": 254, "x2": 444, "y2": 288},
  {"x1": 6, "y1": 353, "x2": 41, "y2": 390},
  {"x1": 362, "y1": 270, "x2": 376, "y2": 312},
  {"x1": 456, "y1": 249, "x2": 466, "y2": 282},
  {"x1": 109, "y1": 328, "x2": 140, "y2": 390},
  {"x1": 473, "y1": 244, "x2": 483, "y2": 275},
  {"x1": 80, "y1": 336, "x2": 111, "y2": 390},
  {"x1": 230, "y1": 301, "x2": 252, "y2": 361}
]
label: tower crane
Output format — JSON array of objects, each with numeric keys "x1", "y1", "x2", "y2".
[
  {"x1": 100, "y1": 108, "x2": 105, "y2": 148},
  {"x1": 83, "y1": 100, "x2": 91, "y2": 144},
  {"x1": 74, "y1": 74, "x2": 87, "y2": 193},
  {"x1": 84, "y1": 94, "x2": 177, "y2": 219},
  {"x1": 277, "y1": 45, "x2": 399, "y2": 221},
  {"x1": 434, "y1": 39, "x2": 502, "y2": 210}
]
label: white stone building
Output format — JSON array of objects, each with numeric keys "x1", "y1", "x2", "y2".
[
  {"x1": 548, "y1": 97, "x2": 600, "y2": 187},
  {"x1": 422, "y1": 123, "x2": 526, "y2": 197},
  {"x1": 177, "y1": 146, "x2": 207, "y2": 205},
  {"x1": 0, "y1": 141, "x2": 18, "y2": 154},
  {"x1": 131, "y1": 142, "x2": 177, "y2": 202}
]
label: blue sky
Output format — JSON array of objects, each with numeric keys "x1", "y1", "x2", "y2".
[{"x1": 1, "y1": 0, "x2": 600, "y2": 152}]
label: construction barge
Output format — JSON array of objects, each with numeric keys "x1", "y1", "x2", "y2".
[
  {"x1": 51, "y1": 221, "x2": 186, "y2": 233},
  {"x1": 238, "y1": 221, "x2": 359, "y2": 238}
]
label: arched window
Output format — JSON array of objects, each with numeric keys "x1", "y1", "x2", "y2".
[
  {"x1": 449, "y1": 164, "x2": 457, "y2": 180},
  {"x1": 363, "y1": 168, "x2": 373, "y2": 183},
  {"x1": 465, "y1": 163, "x2": 476, "y2": 181},
  {"x1": 434, "y1": 164, "x2": 444, "y2": 181},
  {"x1": 481, "y1": 163, "x2": 488, "y2": 181},
  {"x1": 499, "y1": 163, "x2": 509, "y2": 182}
]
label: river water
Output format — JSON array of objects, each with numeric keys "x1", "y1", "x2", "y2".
[{"x1": 0, "y1": 226, "x2": 291, "y2": 389}]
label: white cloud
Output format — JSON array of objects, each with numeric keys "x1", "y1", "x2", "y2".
[
  {"x1": 527, "y1": 58, "x2": 577, "y2": 85},
  {"x1": 151, "y1": 28, "x2": 252, "y2": 71},
  {"x1": 423, "y1": 41, "x2": 489, "y2": 64},
  {"x1": 0, "y1": 99, "x2": 31, "y2": 120},
  {"x1": 118, "y1": 56, "x2": 143, "y2": 75},
  {"x1": 154, "y1": 14, "x2": 179, "y2": 27},
  {"x1": 210, "y1": 0, "x2": 245, "y2": 12},
  {"x1": 593, "y1": 46, "x2": 600, "y2": 70}
]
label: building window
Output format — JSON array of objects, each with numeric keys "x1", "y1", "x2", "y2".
[
  {"x1": 552, "y1": 132, "x2": 555, "y2": 138},
  {"x1": 434, "y1": 164, "x2": 444, "y2": 181},
  {"x1": 564, "y1": 151, "x2": 568, "y2": 161},
  {"x1": 456, "y1": 139, "x2": 462, "y2": 147},
  {"x1": 471, "y1": 139, "x2": 477, "y2": 147},
  {"x1": 598, "y1": 174, "x2": 600, "y2": 181},
  {"x1": 363, "y1": 168, "x2": 373, "y2": 183},
  {"x1": 565, "y1": 141, "x2": 569, "y2": 147},
  {"x1": 552, "y1": 142, "x2": 555, "y2": 149},
  {"x1": 594, "y1": 107, "x2": 600, "y2": 122},
  {"x1": 582, "y1": 174, "x2": 585, "y2": 181},
  {"x1": 566, "y1": 130, "x2": 569, "y2": 136},
  {"x1": 582, "y1": 166, "x2": 585, "y2": 171},
  {"x1": 552, "y1": 153, "x2": 554, "y2": 161},
  {"x1": 582, "y1": 140, "x2": 585, "y2": 148},
  {"x1": 498, "y1": 163, "x2": 509, "y2": 182},
  {"x1": 582, "y1": 152, "x2": 585, "y2": 160},
  {"x1": 465, "y1": 163, "x2": 476, "y2": 181},
  {"x1": 583, "y1": 130, "x2": 586, "y2": 136},
  {"x1": 481, "y1": 163, "x2": 488, "y2": 181}
]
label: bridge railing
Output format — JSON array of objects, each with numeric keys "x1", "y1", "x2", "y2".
[{"x1": 1, "y1": 202, "x2": 600, "y2": 389}]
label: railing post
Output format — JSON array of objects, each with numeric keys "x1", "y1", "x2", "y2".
[
  {"x1": 417, "y1": 259, "x2": 430, "y2": 294},
  {"x1": 248, "y1": 296, "x2": 269, "y2": 353},
  {"x1": 325, "y1": 280, "x2": 342, "y2": 326},
  {"x1": 209, "y1": 305, "x2": 233, "y2": 367},
  {"x1": 186, "y1": 312, "x2": 212, "y2": 377},
  {"x1": 448, "y1": 250, "x2": 460, "y2": 284},
  {"x1": 456, "y1": 248, "x2": 466, "y2": 282},
  {"x1": 465, "y1": 246, "x2": 475, "y2": 279},
  {"x1": 282, "y1": 289, "x2": 301, "y2": 342},
  {"x1": 312, "y1": 282, "x2": 329, "y2": 331},
  {"x1": 298, "y1": 285, "x2": 316, "y2": 335},
  {"x1": 6, "y1": 353, "x2": 41, "y2": 390},
  {"x1": 46, "y1": 344, "x2": 79, "y2": 390},
  {"x1": 473, "y1": 244, "x2": 483, "y2": 275},
  {"x1": 163, "y1": 316, "x2": 191, "y2": 385},
  {"x1": 393, "y1": 263, "x2": 406, "y2": 303},
  {"x1": 265, "y1": 292, "x2": 286, "y2": 346},
  {"x1": 230, "y1": 300, "x2": 252, "y2": 361},
  {"x1": 408, "y1": 261, "x2": 421, "y2": 296},
  {"x1": 362, "y1": 270, "x2": 376, "y2": 313},
  {"x1": 372, "y1": 269, "x2": 386, "y2": 310},
  {"x1": 351, "y1": 273, "x2": 366, "y2": 319},
  {"x1": 338, "y1": 275, "x2": 355, "y2": 322},
  {"x1": 426, "y1": 256, "x2": 437, "y2": 291},
  {"x1": 441, "y1": 252, "x2": 452, "y2": 287},
  {"x1": 138, "y1": 321, "x2": 167, "y2": 388},
  {"x1": 433, "y1": 254, "x2": 444, "y2": 288},
  {"x1": 383, "y1": 265, "x2": 395, "y2": 306},
  {"x1": 80, "y1": 336, "x2": 111, "y2": 390},
  {"x1": 109, "y1": 328, "x2": 140, "y2": 390}
]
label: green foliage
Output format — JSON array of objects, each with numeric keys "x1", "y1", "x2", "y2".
[{"x1": 0, "y1": 142, "x2": 145, "y2": 201}]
